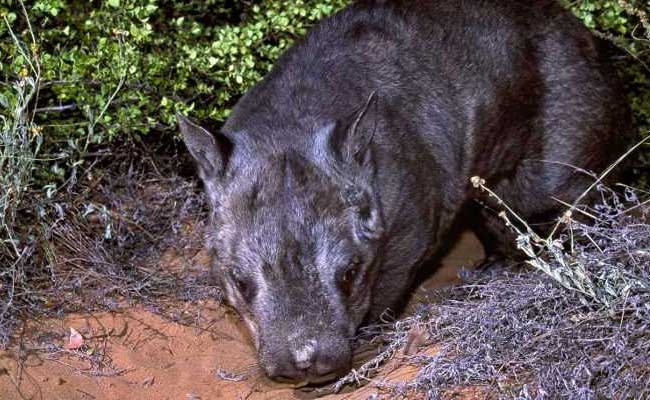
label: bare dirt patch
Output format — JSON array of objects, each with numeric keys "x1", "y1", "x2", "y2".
[{"x1": 0, "y1": 233, "x2": 483, "y2": 400}]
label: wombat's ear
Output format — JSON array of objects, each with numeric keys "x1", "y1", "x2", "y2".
[
  {"x1": 177, "y1": 113, "x2": 234, "y2": 208},
  {"x1": 177, "y1": 113, "x2": 233, "y2": 178},
  {"x1": 317, "y1": 91, "x2": 378, "y2": 174}
]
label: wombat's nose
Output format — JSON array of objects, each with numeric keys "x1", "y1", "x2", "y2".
[
  {"x1": 292, "y1": 338, "x2": 348, "y2": 379},
  {"x1": 265, "y1": 338, "x2": 348, "y2": 383},
  {"x1": 292, "y1": 339, "x2": 317, "y2": 370}
]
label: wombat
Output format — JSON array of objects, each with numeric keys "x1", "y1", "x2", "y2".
[{"x1": 178, "y1": 0, "x2": 632, "y2": 384}]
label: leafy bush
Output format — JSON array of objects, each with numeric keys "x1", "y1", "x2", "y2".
[{"x1": 1, "y1": 0, "x2": 347, "y2": 137}]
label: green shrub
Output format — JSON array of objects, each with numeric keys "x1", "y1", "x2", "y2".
[{"x1": 1, "y1": 0, "x2": 347, "y2": 139}]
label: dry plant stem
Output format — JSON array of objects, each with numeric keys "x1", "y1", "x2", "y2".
[
  {"x1": 618, "y1": 0, "x2": 650, "y2": 41},
  {"x1": 471, "y1": 176, "x2": 604, "y2": 304},
  {"x1": 83, "y1": 35, "x2": 127, "y2": 156},
  {"x1": 0, "y1": 11, "x2": 41, "y2": 261},
  {"x1": 470, "y1": 176, "x2": 543, "y2": 242},
  {"x1": 546, "y1": 134, "x2": 650, "y2": 240}
]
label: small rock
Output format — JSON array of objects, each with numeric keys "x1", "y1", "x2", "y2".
[{"x1": 65, "y1": 327, "x2": 84, "y2": 350}]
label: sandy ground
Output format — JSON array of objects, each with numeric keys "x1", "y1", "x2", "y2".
[{"x1": 0, "y1": 233, "x2": 484, "y2": 400}]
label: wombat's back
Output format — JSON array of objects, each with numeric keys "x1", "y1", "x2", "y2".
[{"x1": 223, "y1": 0, "x2": 632, "y2": 242}]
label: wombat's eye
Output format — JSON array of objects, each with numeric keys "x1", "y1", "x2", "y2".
[
  {"x1": 231, "y1": 272, "x2": 255, "y2": 302},
  {"x1": 339, "y1": 257, "x2": 362, "y2": 296}
]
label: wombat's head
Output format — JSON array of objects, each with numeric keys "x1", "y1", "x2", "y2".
[{"x1": 178, "y1": 110, "x2": 383, "y2": 383}]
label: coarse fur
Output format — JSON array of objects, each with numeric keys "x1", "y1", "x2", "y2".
[{"x1": 178, "y1": 0, "x2": 633, "y2": 383}]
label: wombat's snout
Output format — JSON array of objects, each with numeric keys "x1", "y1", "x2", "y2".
[{"x1": 263, "y1": 337, "x2": 351, "y2": 383}]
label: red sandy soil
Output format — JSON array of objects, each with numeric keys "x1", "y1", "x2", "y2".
[{"x1": 0, "y1": 233, "x2": 484, "y2": 400}]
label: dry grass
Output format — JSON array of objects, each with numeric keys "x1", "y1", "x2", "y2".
[
  {"x1": 1, "y1": 4, "x2": 43, "y2": 342},
  {"x1": 0, "y1": 158, "x2": 221, "y2": 346}
]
